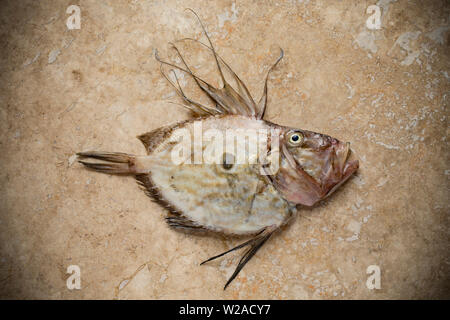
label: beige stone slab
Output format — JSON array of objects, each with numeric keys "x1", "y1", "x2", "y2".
[{"x1": 0, "y1": 0, "x2": 448, "y2": 299}]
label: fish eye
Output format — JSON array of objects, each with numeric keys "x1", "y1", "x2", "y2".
[{"x1": 287, "y1": 131, "x2": 304, "y2": 147}]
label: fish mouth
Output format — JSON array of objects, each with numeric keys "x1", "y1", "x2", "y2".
[
  {"x1": 336, "y1": 141, "x2": 359, "y2": 176},
  {"x1": 323, "y1": 141, "x2": 359, "y2": 198},
  {"x1": 276, "y1": 138, "x2": 359, "y2": 206}
]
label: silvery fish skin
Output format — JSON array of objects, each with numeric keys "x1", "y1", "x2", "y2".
[{"x1": 77, "y1": 11, "x2": 359, "y2": 289}]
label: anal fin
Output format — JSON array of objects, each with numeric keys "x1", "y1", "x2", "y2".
[
  {"x1": 200, "y1": 226, "x2": 277, "y2": 290},
  {"x1": 166, "y1": 215, "x2": 208, "y2": 232}
]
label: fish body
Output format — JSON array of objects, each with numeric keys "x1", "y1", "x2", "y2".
[
  {"x1": 77, "y1": 11, "x2": 359, "y2": 289},
  {"x1": 139, "y1": 115, "x2": 294, "y2": 235}
]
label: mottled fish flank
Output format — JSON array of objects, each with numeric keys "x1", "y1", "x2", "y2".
[{"x1": 77, "y1": 10, "x2": 359, "y2": 289}]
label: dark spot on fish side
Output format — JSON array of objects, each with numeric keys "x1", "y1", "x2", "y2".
[
  {"x1": 223, "y1": 162, "x2": 233, "y2": 170},
  {"x1": 222, "y1": 153, "x2": 234, "y2": 170}
]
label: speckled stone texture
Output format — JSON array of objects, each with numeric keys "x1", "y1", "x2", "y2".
[{"x1": 0, "y1": 0, "x2": 448, "y2": 299}]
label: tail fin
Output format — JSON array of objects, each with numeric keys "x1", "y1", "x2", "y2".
[{"x1": 77, "y1": 151, "x2": 139, "y2": 175}]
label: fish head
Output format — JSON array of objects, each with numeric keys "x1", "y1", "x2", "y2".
[{"x1": 271, "y1": 127, "x2": 359, "y2": 206}]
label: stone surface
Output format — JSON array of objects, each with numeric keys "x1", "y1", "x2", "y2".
[{"x1": 0, "y1": 0, "x2": 449, "y2": 299}]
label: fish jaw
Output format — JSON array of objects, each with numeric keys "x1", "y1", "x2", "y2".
[
  {"x1": 324, "y1": 158, "x2": 359, "y2": 199},
  {"x1": 321, "y1": 140, "x2": 358, "y2": 184},
  {"x1": 315, "y1": 139, "x2": 359, "y2": 202},
  {"x1": 274, "y1": 137, "x2": 359, "y2": 206},
  {"x1": 272, "y1": 168, "x2": 323, "y2": 206},
  {"x1": 278, "y1": 157, "x2": 359, "y2": 206}
]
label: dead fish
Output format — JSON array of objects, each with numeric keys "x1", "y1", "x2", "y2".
[{"x1": 77, "y1": 10, "x2": 359, "y2": 290}]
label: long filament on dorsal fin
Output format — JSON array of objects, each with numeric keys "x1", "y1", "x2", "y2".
[
  {"x1": 155, "y1": 49, "x2": 209, "y2": 88},
  {"x1": 169, "y1": 69, "x2": 219, "y2": 115},
  {"x1": 175, "y1": 37, "x2": 257, "y2": 116},
  {"x1": 168, "y1": 43, "x2": 228, "y2": 114},
  {"x1": 185, "y1": 8, "x2": 226, "y2": 87},
  {"x1": 175, "y1": 38, "x2": 283, "y2": 120},
  {"x1": 155, "y1": 49, "x2": 236, "y2": 115},
  {"x1": 170, "y1": 42, "x2": 256, "y2": 116},
  {"x1": 155, "y1": 10, "x2": 278, "y2": 119},
  {"x1": 158, "y1": 63, "x2": 218, "y2": 116},
  {"x1": 185, "y1": 9, "x2": 256, "y2": 117},
  {"x1": 257, "y1": 48, "x2": 284, "y2": 119}
]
